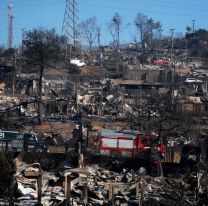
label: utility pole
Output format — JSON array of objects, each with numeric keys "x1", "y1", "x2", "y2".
[
  {"x1": 170, "y1": 28, "x2": 175, "y2": 64},
  {"x1": 169, "y1": 28, "x2": 175, "y2": 111},
  {"x1": 8, "y1": 2, "x2": 14, "y2": 48},
  {"x1": 97, "y1": 27, "x2": 103, "y2": 67},
  {"x1": 192, "y1": 19, "x2": 196, "y2": 35},
  {"x1": 62, "y1": 0, "x2": 79, "y2": 59},
  {"x1": 52, "y1": 27, "x2": 55, "y2": 45},
  {"x1": 21, "y1": 28, "x2": 25, "y2": 55},
  {"x1": 12, "y1": 47, "x2": 16, "y2": 96},
  {"x1": 97, "y1": 27, "x2": 101, "y2": 50},
  {"x1": 185, "y1": 40, "x2": 188, "y2": 66}
]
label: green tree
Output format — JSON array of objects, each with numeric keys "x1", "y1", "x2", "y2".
[
  {"x1": 23, "y1": 27, "x2": 63, "y2": 124},
  {"x1": 0, "y1": 151, "x2": 15, "y2": 196}
]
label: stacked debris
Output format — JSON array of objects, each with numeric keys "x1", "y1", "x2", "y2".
[
  {"x1": 64, "y1": 166, "x2": 140, "y2": 205},
  {"x1": 140, "y1": 176, "x2": 195, "y2": 206},
  {"x1": 15, "y1": 160, "x2": 65, "y2": 206},
  {"x1": 14, "y1": 159, "x2": 198, "y2": 206},
  {"x1": 15, "y1": 162, "x2": 41, "y2": 205},
  {"x1": 41, "y1": 172, "x2": 64, "y2": 205}
]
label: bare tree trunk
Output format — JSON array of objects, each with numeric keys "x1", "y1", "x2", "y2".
[
  {"x1": 89, "y1": 42, "x2": 92, "y2": 53},
  {"x1": 37, "y1": 65, "x2": 44, "y2": 125},
  {"x1": 140, "y1": 32, "x2": 144, "y2": 52}
]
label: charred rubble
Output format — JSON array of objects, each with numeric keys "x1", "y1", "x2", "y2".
[
  {"x1": 1, "y1": 49, "x2": 208, "y2": 205},
  {"x1": 12, "y1": 159, "x2": 206, "y2": 206}
]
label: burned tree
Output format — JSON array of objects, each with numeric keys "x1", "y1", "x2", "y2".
[
  {"x1": 145, "y1": 18, "x2": 162, "y2": 49},
  {"x1": 80, "y1": 16, "x2": 98, "y2": 53},
  {"x1": 23, "y1": 28, "x2": 62, "y2": 124},
  {"x1": 125, "y1": 95, "x2": 180, "y2": 144},
  {"x1": 134, "y1": 13, "x2": 148, "y2": 49},
  {"x1": 3, "y1": 48, "x2": 16, "y2": 63},
  {"x1": 134, "y1": 13, "x2": 162, "y2": 50},
  {"x1": 107, "y1": 13, "x2": 122, "y2": 51}
]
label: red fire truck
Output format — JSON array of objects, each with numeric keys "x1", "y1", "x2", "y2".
[{"x1": 96, "y1": 129, "x2": 165, "y2": 159}]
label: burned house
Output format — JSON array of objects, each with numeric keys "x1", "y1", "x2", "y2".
[
  {"x1": 175, "y1": 96, "x2": 206, "y2": 115},
  {"x1": 0, "y1": 65, "x2": 15, "y2": 93},
  {"x1": 113, "y1": 79, "x2": 164, "y2": 104},
  {"x1": 123, "y1": 65, "x2": 172, "y2": 83},
  {"x1": 174, "y1": 71, "x2": 208, "y2": 114},
  {"x1": 15, "y1": 73, "x2": 39, "y2": 95}
]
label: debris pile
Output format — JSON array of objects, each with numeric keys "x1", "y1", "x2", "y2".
[
  {"x1": 140, "y1": 176, "x2": 196, "y2": 206},
  {"x1": 66, "y1": 167, "x2": 197, "y2": 206},
  {"x1": 64, "y1": 166, "x2": 140, "y2": 205},
  {"x1": 14, "y1": 159, "x2": 199, "y2": 206},
  {"x1": 15, "y1": 160, "x2": 65, "y2": 205}
]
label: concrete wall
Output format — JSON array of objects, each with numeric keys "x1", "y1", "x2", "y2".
[{"x1": 123, "y1": 68, "x2": 172, "y2": 83}]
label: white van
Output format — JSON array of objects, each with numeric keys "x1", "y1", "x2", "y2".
[{"x1": 70, "y1": 59, "x2": 86, "y2": 67}]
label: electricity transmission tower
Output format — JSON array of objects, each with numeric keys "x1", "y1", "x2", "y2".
[
  {"x1": 62, "y1": 0, "x2": 79, "y2": 52},
  {"x1": 8, "y1": 2, "x2": 14, "y2": 48}
]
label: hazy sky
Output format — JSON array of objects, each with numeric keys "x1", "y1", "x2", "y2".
[{"x1": 0, "y1": 0, "x2": 208, "y2": 47}]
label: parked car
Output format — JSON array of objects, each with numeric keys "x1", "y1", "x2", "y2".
[
  {"x1": 152, "y1": 59, "x2": 169, "y2": 65},
  {"x1": 185, "y1": 78, "x2": 203, "y2": 83}
]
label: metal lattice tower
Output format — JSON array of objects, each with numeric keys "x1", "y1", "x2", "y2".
[
  {"x1": 8, "y1": 3, "x2": 14, "y2": 48},
  {"x1": 62, "y1": 0, "x2": 79, "y2": 48}
]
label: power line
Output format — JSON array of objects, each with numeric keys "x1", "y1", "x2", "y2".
[
  {"x1": 0, "y1": 0, "x2": 207, "y2": 17},
  {"x1": 101, "y1": 0, "x2": 208, "y2": 13},
  {"x1": 146, "y1": 0, "x2": 208, "y2": 8},
  {"x1": 134, "y1": 0, "x2": 208, "y2": 8},
  {"x1": 5, "y1": 0, "x2": 208, "y2": 11},
  {"x1": 0, "y1": 0, "x2": 65, "y2": 9},
  {"x1": 0, "y1": 0, "x2": 207, "y2": 19},
  {"x1": 79, "y1": 1, "x2": 208, "y2": 19}
]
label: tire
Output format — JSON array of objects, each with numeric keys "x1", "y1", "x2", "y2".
[
  {"x1": 111, "y1": 150, "x2": 120, "y2": 158},
  {"x1": 12, "y1": 148, "x2": 17, "y2": 152},
  {"x1": 34, "y1": 146, "x2": 45, "y2": 153}
]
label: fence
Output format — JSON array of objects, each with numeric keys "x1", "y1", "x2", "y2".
[{"x1": 162, "y1": 145, "x2": 175, "y2": 163}]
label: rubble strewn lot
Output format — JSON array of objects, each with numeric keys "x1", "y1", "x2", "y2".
[{"x1": 1, "y1": 35, "x2": 208, "y2": 206}]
